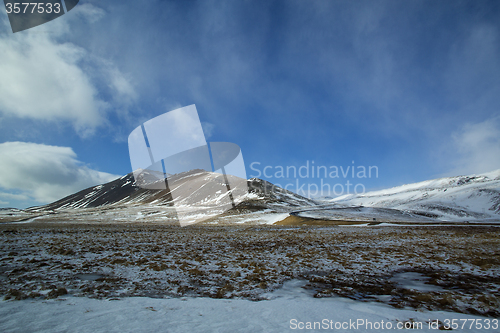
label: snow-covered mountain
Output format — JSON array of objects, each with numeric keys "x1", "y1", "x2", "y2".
[
  {"x1": 2, "y1": 169, "x2": 499, "y2": 224},
  {"x1": 328, "y1": 169, "x2": 500, "y2": 221},
  {"x1": 31, "y1": 170, "x2": 316, "y2": 212},
  {"x1": 0, "y1": 170, "x2": 316, "y2": 225}
]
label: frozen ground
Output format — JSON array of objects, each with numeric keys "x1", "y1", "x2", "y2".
[
  {"x1": 0, "y1": 205, "x2": 293, "y2": 226},
  {"x1": 0, "y1": 223, "x2": 499, "y2": 321},
  {"x1": 294, "y1": 206, "x2": 437, "y2": 223},
  {"x1": 1, "y1": 279, "x2": 499, "y2": 332}
]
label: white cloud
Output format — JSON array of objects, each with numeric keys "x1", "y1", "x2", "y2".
[
  {"x1": 0, "y1": 5, "x2": 136, "y2": 136},
  {"x1": 0, "y1": 192, "x2": 29, "y2": 206},
  {"x1": 71, "y1": 3, "x2": 106, "y2": 23},
  {"x1": 0, "y1": 30, "x2": 106, "y2": 135},
  {"x1": 107, "y1": 66, "x2": 137, "y2": 104},
  {"x1": 450, "y1": 117, "x2": 500, "y2": 175},
  {"x1": 0, "y1": 192, "x2": 29, "y2": 201},
  {"x1": 0, "y1": 142, "x2": 120, "y2": 204}
]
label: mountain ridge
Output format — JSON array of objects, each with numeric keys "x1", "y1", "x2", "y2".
[
  {"x1": 327, "y1": 169, "x2": 500, "y2": 221},
  {"x1": 1, "y1": 169, "x2": 499, "y2": 224},
  {"x1": 27, "y1": 171, "x2": 317, "y2": 212}
]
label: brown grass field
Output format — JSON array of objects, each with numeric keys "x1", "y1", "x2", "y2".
[{"x1": 0, "y1": 222, "x2": 499, "y2": 317}]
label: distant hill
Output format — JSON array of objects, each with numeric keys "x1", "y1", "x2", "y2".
[{"x1": 326, "y1": 169, "x2": 500, "y2": 221}]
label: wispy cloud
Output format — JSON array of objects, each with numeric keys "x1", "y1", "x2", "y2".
[
  {"x1": 0, "y1": 142, "x2": 119, "y2": 206},
  {"x1": 0, "y1": 20, "x2": 104, "y2": 135},
  {"x1": 0, "y1": 5, "x2": 136, "y2": 137},
  {"x1": 0, "y1": 192, "x2": 30, "y2": 207},
  {"x1": 0, "y1": 192, "x2": 30, "y2": 201},
  {"x1": 450, "y1": 117, "x2": 500, "y2": 175}
]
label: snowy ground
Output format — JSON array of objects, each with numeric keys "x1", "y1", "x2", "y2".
[
  {"x1": 0, "y1": 223, "x2": 499, "y2": 332},
  {"x1": 294, "y1": 206, "x2": 437, "y2": 223},
  {"x1": 0, "y1": 203, "x2": 299, "y2": 226},
  {"x1": 1, "y1": 280, "x2": 499, "y2": 333}
]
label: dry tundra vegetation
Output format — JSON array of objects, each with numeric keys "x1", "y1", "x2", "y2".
[{"x1": 0, "y1": 222, "x2": 499, "y2": 317}]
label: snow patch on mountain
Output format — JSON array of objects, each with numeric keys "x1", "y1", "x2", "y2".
[{"x1": 329, "y1": 169, "x2": 500, "y2": 221}]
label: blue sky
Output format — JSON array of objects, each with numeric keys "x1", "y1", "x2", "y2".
[{"x1": 1, "y1": 0, "x2": 500, "y2": 208}]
